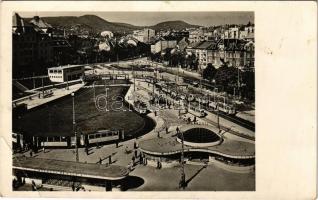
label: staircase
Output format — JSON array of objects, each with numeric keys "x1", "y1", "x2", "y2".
[{"x1": 13, "y1": 80, "x2": 29, "y2": 92}]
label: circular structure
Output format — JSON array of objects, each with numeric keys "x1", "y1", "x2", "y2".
[
  {"x1": 138, "y1": 124, "x2": 255, "y2": 172},
  {"x1": 13, "y1": 84, "x2": 155, "y2": 148},
  {"x1": 177, "y1": 126, "x2": 222, "y2": 147}
]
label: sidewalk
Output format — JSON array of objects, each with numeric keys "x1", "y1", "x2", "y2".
[{"x1": 25, "y1": 83, "x2": 84, "y2": 109}]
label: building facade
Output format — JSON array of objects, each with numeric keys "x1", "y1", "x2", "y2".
[
  {"x1": 133, "y1": 28, "x2": 155, "y2": 43},
  {"x1": 48, "y1": 65, "x2": 84, "y2": 83},
  {"x1": 151, "y1": 40, "x2": 177, "y2": 54}
]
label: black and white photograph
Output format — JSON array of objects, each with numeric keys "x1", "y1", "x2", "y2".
[
  {"x1": 1, "y1": 2, "x2": 316, "y2": 198},
  {"x1": 10, "y1": 10, "x2": 256, "y2": 192}
]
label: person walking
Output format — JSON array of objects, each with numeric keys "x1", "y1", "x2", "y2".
[
  {"x1": 132, "y1": 156, "x2": 136, "y2": 166},
  {"x1": 165, "y1": 126, "x2": 169, "y2": 134}
]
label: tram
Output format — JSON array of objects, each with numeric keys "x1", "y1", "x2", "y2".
[
  {"x1": 35, "y1": 130, "x2": 123, "y2": 148},
  {"x1": 188, "y1": 105, "x2": 206, "y2": 118},
  {"x1": 133, "y1": 100, "x2": 148, "y2": 114},
  {"x1": 208, "y1": 101, "x2": 236, "y2": 115}
]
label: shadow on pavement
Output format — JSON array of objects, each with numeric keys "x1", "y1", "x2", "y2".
[{"x1": 122, "y1": 176, "x2": 144, "y2": 191}]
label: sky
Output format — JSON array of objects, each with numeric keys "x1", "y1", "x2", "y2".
[{"x1": 18, "y1": 12, "x2": 254, "y2": 27}]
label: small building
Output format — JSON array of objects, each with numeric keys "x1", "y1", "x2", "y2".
[
  {"x1": 151, "y1": 39, "x2": 177, "y2": 54},
  {"x1": 48, "y1": 65, "x2": 84, "y2": 83},
  {"x1": 133, "y1": 28, "x2": 155, "y2": 43}
]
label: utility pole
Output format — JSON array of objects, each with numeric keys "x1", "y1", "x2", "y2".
[
  {"x1": 237, "y1": 66, "x2": 240, "y2": 99},
  {"x1": 104, "y1": 79, "x2": 109, "y2": 112},
  {"x1": 93, "y1": 82, "x2": 96, "y2": 102},
  {"x1": 72, "y1": 93, "x2": 79, "y2": 162},
  {"x1": 33, "y1": 73, "x2": 35, "y2": 89},
  {"x1": 41, "y1": 77, "x2": 44, "y2": 98},
  {"x1": 180, "y1": 129, "x2": 186, "y2": 189},
  {"x1": 132, "y1": 65, "x2": 135, "y2": 91}
]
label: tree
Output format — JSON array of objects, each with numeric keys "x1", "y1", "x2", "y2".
[
  {"x1": 214, "y1": 64, "x2": 238, "y2": 93},
  {"x1": 202, "y1": 63, "x2": 217, "y2": 82}
]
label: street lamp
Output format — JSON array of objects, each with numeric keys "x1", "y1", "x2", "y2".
[
  {"x1": 179, "y1": 128, "x2": 186, "y2": 189},
  {"x1": 71, "y1": 92, "x2": 79, "y2": 162}
]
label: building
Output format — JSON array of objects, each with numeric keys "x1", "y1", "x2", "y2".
[
  {"x1": 243, "y1": 41, "x2": 255, "y2": 70},
  {"x1": 12, "y1": 13, "x2": 54, "y2": 77},
  {"x1": 29, "y1": 16, "x2": 53, "y2": 34},
  {"x1": 186, "y1": 41, "x2": 216, "y2": 69},
  {"x1": 220, "y1": 39, "x2": 254, "y2": 69},
  {"x1": 188, "y1": 29, "x2": 204, "y2": 43},
  {"x1": 48, "y1": 65, "x2": 84, "y2": 83},
  {"x1": 176, "y1": 37, "x2": 189, "y2": 51},
  {"x1": 151, "y1": 39, "x2": 177, "y2": 54},
  {"x1": 224, "y1": 27, "x2": 240, "y2": 39},
  {"x1": 133, "y1": 28, "x2": 155, "y2": 43},
  {"x1": 171, "y1": 31, "x2": 189, "y2": 39}
]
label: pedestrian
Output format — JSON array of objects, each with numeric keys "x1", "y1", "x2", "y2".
[
  {"x1": 133, "y1": 140, "x2": 137, "y2": 149},
  {"x1": 134, "y1": 149, "x2": 138, "y2": 158},
  {"x1": 139, "y1": 153, "x2": 143, "y2": 164},
  {"x1": 99, "y1": 157, "x2": 102, "y2": 164},
  {"x1": 85, "y1": 146, "x2": 88, "y2": 155},
  {"x1": 154, "y1": 110, "x2": 157, "y2": 116},
  {"x1": 165, "y1": 126, "x2": 169, "y2": 134},
  {"x1": 157, "y1": 131, "x2": 160, "y2": 138},
  {"x1": 187, "y1": 117, "x2": 191, "y2": 124},
  {"x1": 125, "y1": 146, "x2": 129, "y2": 154},
  {"x1": 176, "y1": 126, "x2": 180, "y2": 134},
  {"x1": 108, "y1": 155, "x2": 112, "y2": 164},
  {"x1": 42, "y1": 146, "x2": 45, "y2": 153},
  {"x1": 116, "y1": 140, "x2": 119, "y2": 148},
  {"x1": 29, "y1": 150, "x2": 33, "y2": 157},
  {"x1": 132, "y1": 156, "x2": 136, "y2": 166}
]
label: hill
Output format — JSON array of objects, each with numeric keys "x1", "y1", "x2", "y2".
[
  {"x1": 25, "y1": 15, "x2": 199, "y2": 34},
  {"x1": 30, "y1": 15, "x2": 141, "y2": 34},
  {"x1": 150, "y1": 20, "x2": 199, "y2": 31}
]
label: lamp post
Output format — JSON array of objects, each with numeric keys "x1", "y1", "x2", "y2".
[
  {"x1": 179, "y1": 128, "x2": 186, "y2": 189},
  {"x1": 71, "y1": 92, "x2": 79, "y2": 162},
  {"x1": 214, "y1": 88, "x2": 220, "y2": 131}
]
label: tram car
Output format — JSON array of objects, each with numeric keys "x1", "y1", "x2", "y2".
[
  {"x1": 133, "y1": 100, "x2": 148, "y2": 114},
  {"x1": 37, "y1": 130, "x2": 123, "y2": 148},
  {"x1": 217, "y1": 103, "x2": 236, "y2": 115},
  {"x1": 41, "y1": 136, "x2": 70, "y2": 147},
  {"x1": 208, "y1": 101, "x2": 236, "y2": 115},
  {"x1": 208, "y1": 101, "x2": 217, "y2": 109},
  {"x1": 197, "y1": 96, "x2": 209, "y2": 105},
  {"x1": 80, "y1": 130, "x2": 121, "y2": 146},
  {"x1": 188, "y1": 105, "x2": 206, "y2": 118}
]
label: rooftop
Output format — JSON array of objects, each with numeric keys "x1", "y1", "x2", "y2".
[
  {"x1": 48, "y1": 64, "x2": 85, "y2": 70},
  {"x1": 13, "y1": 156, "x2": 129, "y2": 180},
  {"x1": 139, "y1": 125, "x2": 255, "y2": 158}
]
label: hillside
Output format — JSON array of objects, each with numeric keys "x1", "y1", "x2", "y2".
[
  {"x1": 150, "y1": 20, "x2": 199, "y2": 31},
  {"x1": 25, "y1": 15, "x2": 199, "y2": 34},
  {"x1": 34, "y1": 15, "x2": 141, "y2": 34}
]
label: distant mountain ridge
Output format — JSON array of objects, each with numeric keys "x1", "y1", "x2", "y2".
[
  {"x1": 25, "y1": 14, "x2": 199, "y2": 34},
  {"x1": 150, "y1": 20, "x2": 199, "y2": 31}
]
